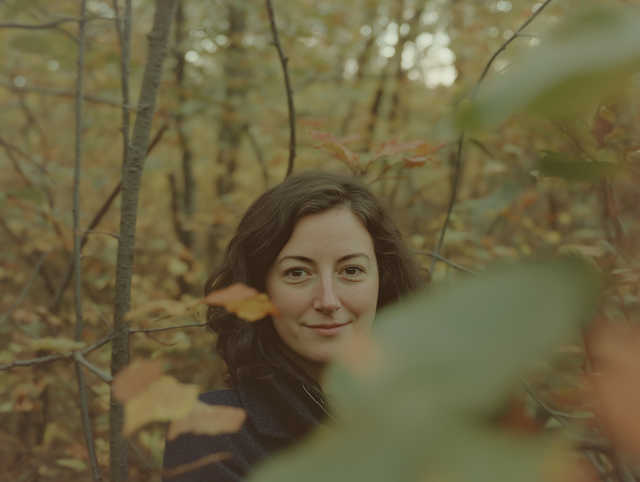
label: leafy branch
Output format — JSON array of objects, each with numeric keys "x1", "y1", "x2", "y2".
[
  {"x1": 429, "y1": 0, "x2": 555, "y2": 275},
  {"x1": 265, "y1": 0, "x2": 296, "y2": 179}
]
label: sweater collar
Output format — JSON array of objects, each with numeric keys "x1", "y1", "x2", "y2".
[{"x1": 236, "y1": 375, "x2": 323, "y2": 439}]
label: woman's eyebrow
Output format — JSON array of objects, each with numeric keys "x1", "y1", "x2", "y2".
[
  {"x1": 277, "y1": 255, "x2": 314, "y2": 265},
  {"x1": 338, "y1": 252, "x2": 370, "y2": 262}
]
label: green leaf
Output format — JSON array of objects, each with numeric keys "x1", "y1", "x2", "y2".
[
  {"x1": 249, "y1": 260, "x2": 601, "y2": 482},
  {"x1": 454, "y1": 5, "x2": 640, "y2": 132},
  {"x1": 538, "y1": 152, "x2": 627, "y2": 182}
]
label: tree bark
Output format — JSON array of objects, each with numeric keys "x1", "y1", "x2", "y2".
[{"x1": 109, "y1": 1, "x2": 178, "y2": 481}]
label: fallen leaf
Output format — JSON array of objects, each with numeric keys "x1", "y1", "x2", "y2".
[
  {"x1": 124, "y1": 376, "x2": 199, "y2": 436},
  {"x1": 203, "y1": 284, "x2": 280, "y2": 322},
  {"x1": 167, "y1": 401, "x2": 246, "y2": 441},
  {"x1": 28, "y1": 337, "x2": 86, "y2": 353},
  {"x1": 112, "y1": 359, "x2": 163, "y2": 403}
]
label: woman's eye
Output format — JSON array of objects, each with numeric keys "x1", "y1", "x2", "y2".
[
  {"x1": 286, "y1": 268, "x2": 306, "y2": 278},
  {"x1": 343, "y1": 266, "x2": 363, "y2": 276}
]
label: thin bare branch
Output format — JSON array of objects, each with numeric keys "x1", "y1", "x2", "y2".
[
  {"x1": 430, "y1": 0, "x2": 555, "y2": 274},
  {"x1": 0, "y1": 15, "x2": 116, "y2": 30},
  {"x1": 415, "y1": 250, "x2": 478, "y2": 274},
  {"x1": 71, "y1": 3, "x2": 102, "y2": 478},
  {"x1": 0, "y1": 250, "x2": 52, "y2": 327},
  {"x1": 0, "y1": 332, "x2": 115, "y2": 372},
  {"x1": 265, "y1": 0, "x2": 296, "y2": 179},
  {"x1": 0, "y1": 17, "x2": 80, "y2": 29},
  {"x1": 129, "y1": 321, "x2": 207, "y2": 334},
  {"x1": 75, "y1": 352, "x2": 113, "y2": 383},
  {"x1": 79, "y1": 229, "x2": 120, "y2": 239},
  {"x1": 0, "y1": 79, "x2": 136, "y2": 109}
]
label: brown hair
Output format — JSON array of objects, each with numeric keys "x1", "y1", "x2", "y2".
[{"x1": 205, "y1": 171, "x2": 426, "y2": 391}]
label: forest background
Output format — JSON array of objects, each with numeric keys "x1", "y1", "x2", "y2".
[{"x1": 1, "y1": 0, "x2": 640, "y2": 481}]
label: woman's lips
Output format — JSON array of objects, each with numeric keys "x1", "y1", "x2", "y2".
[{"x1": 305, "y1": 323, "x2": 349, "y2": 337}]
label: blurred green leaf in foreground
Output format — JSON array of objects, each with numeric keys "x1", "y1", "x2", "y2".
[
  {"x1": 249, "y1": 259, "x2": 602, "y2": 482},
  {"x1": 454, "y1": 4, "x2": 640, "y2": 132}
]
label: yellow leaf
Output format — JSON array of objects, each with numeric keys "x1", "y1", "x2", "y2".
[
  {"x1": 56, "y1": 458, "x2": 87, "y2": 471},
  {"x1": 202, "y1": 283, "x2": 280, "y2": 322},
  {"x1": 167, "y1": 401, "x2": 246, "y2": 441},
  {"x1": 112, "y1": 359, "x2": 163, "y2": 403},
  {"x1": 29, "y1": 337, "x2": 86, "y2": 353},
  {"x1": 123, "y1": 376, "x2": 199, "y2": 436}
]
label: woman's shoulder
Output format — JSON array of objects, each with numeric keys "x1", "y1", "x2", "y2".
[{"x1": 198, "y1": 387, "x2": 241, "y2": 408}]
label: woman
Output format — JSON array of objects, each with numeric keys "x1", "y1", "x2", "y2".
[{"x1": 163, "y1": 171, "x2": 426, "y2": 481}]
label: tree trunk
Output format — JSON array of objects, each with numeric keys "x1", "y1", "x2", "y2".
[
  {"x1": 109, "y1": 1, "x2": 178, "y2": 481},
  {"x1": 208, "y1": 0, "x2": 250, "y2": 268}
]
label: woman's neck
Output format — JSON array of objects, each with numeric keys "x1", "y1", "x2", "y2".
[{"x1": 281, "y1": 345, "x2": 326, "y2": 390}]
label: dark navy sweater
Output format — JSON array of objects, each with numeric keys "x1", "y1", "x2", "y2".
[{"x1": 162, "y1": 376, "x2": 325, "y2": 481}]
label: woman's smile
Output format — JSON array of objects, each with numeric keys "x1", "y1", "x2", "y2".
[{"x1": 303, "y1": 322, "x2": 351, "y2": 337}]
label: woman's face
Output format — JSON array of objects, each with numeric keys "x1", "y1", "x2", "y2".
[{"x1": 265, "y1": 208, "x2": 379, "y2": 364}]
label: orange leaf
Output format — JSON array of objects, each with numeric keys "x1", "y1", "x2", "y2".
[
  {"x1": 586, "y1": 321, "x2": 640, "y2": 455},
  {"x1": 203, "y1": 283, "x2": 280, "y2": 322},
  {"x1": 112, "y1": 359, "x2": 163, "y2": 403},
  {"x1": 309, "y1": 130, "x2": 360, "y2": 168},
  {"x1": 167, "y1": 401, "x2": 246, "y2": 441},
  {"x1": 123, "y1": 376, "x2": 199, "y2": 436}
]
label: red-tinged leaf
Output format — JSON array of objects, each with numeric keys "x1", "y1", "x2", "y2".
[
  {"x1": 163, "y1": 452, "x2": 232, "y2": 479},
  {"x1": 123, "y1": 376, "x2": 199, "y2": 436},
  {"x1": 309, "y1": 130, "x2": 340, "y2": 144},
  {"x1": 112, "y1": 359, "x2": 163, "y2": 403},
  {"x1": 586, "y1": 321, "x2": 640, "y2": 455},
  {"x1": 370, "y1": 136, "x2": 424, "y2": 163},
  {"x1": 339, "y1": 134, "x2": 364, "y2": 144},
  {"x1": 401, "y1": 155, "x2": 442, "y2": 169},
  {"x1": 167, "y1": 401, "x2": 246, "y2": 441},
  {"x1": 203, "y1": 283, "x2": 280, "y2": 322}
]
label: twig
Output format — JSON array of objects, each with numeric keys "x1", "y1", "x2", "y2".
[
  {"x1": 0, "y1": 332, "x2": 115, "y2": 372},
  {"x1": 71, "y1": 4, "x2": 102, "y2": 479},
  {"x1": 430, "y1": 0, "x2": 555, "y2": 274},
  {"x1": 415, "y1": 250, "x2": 478, "y2": 274},
  {"x1": 429, "y1": 134, "x2": 464, "y2": 274},
  {"x1": 0, "y1": 135, "x2": 49, "y2": 176},
  {"x1": 265, "y1": 0, "x2": 296, "y2": 179},
  {"x1": 0, "y1": 250, "x2": 52, "y2": 327},
  {"x1": 246, "y1": 125, "x2": 269, "y2": 189},
  {"x1": 75, "y1": 352, "x2": 113, "y2": 383},
  {"x1": 0, "y1": 79, "x2": 136, "y2": 109},
  {"x1": 521, "y1": 379, "x2": 612, "y2": 481},
  {"x1": 79, "y1": 229, "x2": 120, "y2": 239},
  {"x1": 473, "y1": 0, "x2": 554, "y2": 97},
  {"x1": 129, "y1": 321, "x2": 207, "y2": 334}
]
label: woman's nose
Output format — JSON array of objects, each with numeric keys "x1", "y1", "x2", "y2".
[{"x1": 313, "y1": 276, "x2": 341, "y2": 315}]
